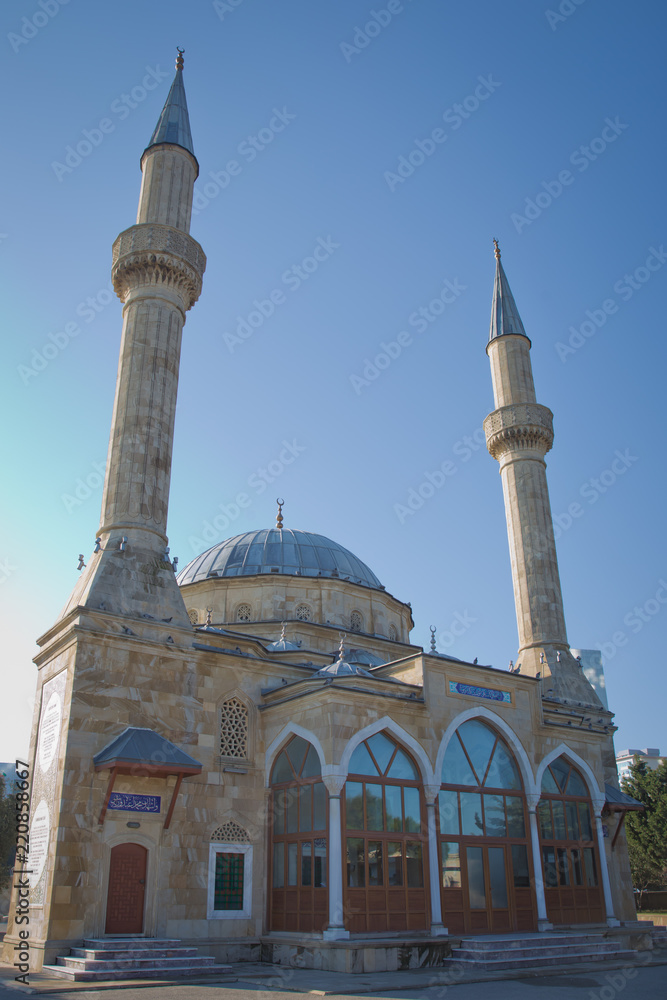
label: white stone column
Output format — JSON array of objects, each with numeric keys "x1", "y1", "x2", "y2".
[
  {"x1": 595, "y1": 811, "x2": 620, "y2": 926},
  {"x1": 526, "y1": 795, "x2": 552, "y2": 931},
  {"x1": 424, "y1": 784, "x2": 447, "y2": 936},
  {"x1": 322, "y1": 774, "x2": 349, "y2": 940}
]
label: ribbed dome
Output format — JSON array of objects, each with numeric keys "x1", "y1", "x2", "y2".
[{"x1": 177, "y1": 528, "x2": 383, "y2": 589}]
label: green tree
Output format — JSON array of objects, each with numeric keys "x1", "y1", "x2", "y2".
[
  {"x1": 622, "y1": 759, "x2": 667, "y2": 894},
  {"x1": 0, "y1": 774, "x2": 15, "y2": 891}
]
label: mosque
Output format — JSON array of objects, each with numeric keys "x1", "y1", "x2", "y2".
[{"x1": 3, "y1": 54, "x2": 644, "y2": 977}]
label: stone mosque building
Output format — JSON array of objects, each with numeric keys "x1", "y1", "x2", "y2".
[{"x1": 3, "y1": 56, "x2": 645, "y2": 978}]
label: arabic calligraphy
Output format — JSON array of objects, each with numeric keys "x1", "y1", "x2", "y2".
[
  {"x1": 108, "y1": 793, "x2": 161, "y2": 813},
  {"x1": 448, "y1": 680, "x2": 511, "y2": 703}
]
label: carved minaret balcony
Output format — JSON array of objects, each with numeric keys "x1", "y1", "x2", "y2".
[{"x1": 484, "y1": 242, "x2": 600, "y2": 706}]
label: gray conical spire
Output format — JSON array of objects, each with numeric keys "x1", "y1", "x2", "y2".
[
  {"x1": 488, "y1": 240, "x2": 528, "y2": 343},
  {"x1": 146, "y1": 49, "x2": 195, "y2": 158}
]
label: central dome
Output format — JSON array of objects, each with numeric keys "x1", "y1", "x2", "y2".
[{"x1": 177, "y1": 528, "x2": 384, "y2": 590}]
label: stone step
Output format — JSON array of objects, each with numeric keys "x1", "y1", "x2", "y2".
[
  {"x1": 70, "y1": 946, "x2": 199, "y2": 960},
  {"x1": 454, "y1": 933, "x2": 617, "y2": 951},
  {"x1": 453, "y1": 941, "x2": 623, "y2": 962},
  {"x1": 56, "y1": 955, "x2": 218, "y2": 971},
  {"x1": 447, "y1": 948, "x2": 636, "y2": 972},
  {"x1": 41, "y1": 962, "x2": 234, "y2": 983},
  {"x1": 82, "y1": 938, "x2": 182, "y2": 949}
]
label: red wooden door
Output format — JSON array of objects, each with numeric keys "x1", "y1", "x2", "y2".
[{"x1": 105, "y1": 843, "x2": 147, "y2": 934}]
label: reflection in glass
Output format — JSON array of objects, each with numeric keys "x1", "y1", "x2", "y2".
[
  {"x1": 459, "y1": 720, "x2": 497, "y2": 785},
  {"x1": 566, "y1": 769, "x2": 587, "y2": 797},
  {"x1": 511, "y1": 844, "x2": 530, "y2": 888},
  {"x1": 388, "y1": 841, "x2": 403, "y2": 885},
  {"x1": 487, "y1": 742, "x2": 521, "y2": 790},
  {"x1": 286, "y1": 735, "x2": 308, "y2": 773},
  {"x1": 385, "y1": 785, "x2": 402, "y2": 832},
  {"x1": 406, "y1": 842, "x2": 423, "y2": 887},
  {"x1": 367, "y1": 732, "x2": 395, "y2": 774},
  {"x1": 287, "y1": 842, "x2": 298, "y2": 885},
  {"x1": 442, "y1": 735, "x2": 477, "y2": 786},
  {"x1": 441, "y1": 842, "x2": 462, "y2": 888},
  {"x1": 538, "y1": 801, "x2": 553, "y2": 838},
  {"x1": 272, "y1": 752, "x2": 292, "y2": 784},
  {"x1": 346, "y1": 838, "x2": 365, "y2": 887},
  {"x1": 438, "y1": 790, "x2": 459, "y2": 835},
  {"x1": 565, "y1": 800, "x2": 579, "y2": 840},
  {"x1": 302, "y1": 745, "x2": 321, "y2": 778},
  {"x1": 550, "y1": 757, "x2": 570, "y2": 792},
  {"x1": 572, "y1": 847, "x2": 584, "y2": 885},
  {"x1": 314, "y1": 838, "x2": 327, "y2": 887},
  {"x1": 366, "y1": 783, "x2": 384, "y2": 830},
  {"x1": 346, "y1": 782, "x2": 364, "y2": 829},
  {"x1": 506, "y1": 796, "x2": 526, "y2": 837},
  {"x1": 313, "y1": 782, "x2": 326, "y2": 830},
  {"x1": 556, "y1": 847, "x2": 570, "y2": 886},
  {"x1": 299, "y1": 784, "x2": 312, "y2": 832},
  {"x1": 578, "y1": 802, "x2": 593, "y2": 841},
  {"x1": 542, "y1": 846, "x2": 557, "y2": 887},
  {"x1": 368, "y1": 841, "x2": 383, "y2": 886},
  {"x1": 584, "y1": 847, "x2": 598, "y2": 887},
  {"x1": 404, "y1": 786, "x2": 421, "y2": 832},
  {"x1": 274, "y1": 790, "x2": 285, "y2": 834},
  {"x1": 488, "y1": 847, "x2": 508, "y2": 908},
  {"x1": 467, "y1": 846, "x2": 486, "y2": 907},
  {"x1": 460, "y1": 791, "x2": 483, "y2": 836},
  {"x1": 301, "y1": 842, "x2": 312, "y2": 886},
  {"x1": 273, "y1": 843, "x2": 284, "y2": 887},
  {"x1": 349, "y1": 742, "x2": 377, "y2": 776},
  {"x1": 287, "y1": 789, "x2": 298, "y2": 834},
  {"x1": 387, "y1": 749, "x2": 418, "y2": 780},
  {"x1": 552, "y1": 801, "x2": 567, "y2": 840},
  {"x1": 541, "y1": 767, "x2": 560, "y2": 794},
  {"x1": 484, "y1": 794, "x2": 506, "y2": 837}
]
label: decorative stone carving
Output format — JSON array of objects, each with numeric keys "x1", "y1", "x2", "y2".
[
  {"x1": 210, "y1": 820, "x2": 251, "y2": 843},
  {"x1": 219, "y1": 697, "x2": 249, "y2": 759},
  {"x1": 484, "y1": 402, "x2": 554, "y2": 460},
  {"x1": 112, "y1": 223, "x2": 206, "y2": 310}
]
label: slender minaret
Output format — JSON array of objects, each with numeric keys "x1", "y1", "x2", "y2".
[
  {"x1": 62, "y1": 50, "x2": 205, "y2": 626},
  {"x1": 484, "y1": 241, "x2": 600, "y2": 704}
]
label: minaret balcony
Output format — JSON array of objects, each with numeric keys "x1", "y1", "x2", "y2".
[
  {"x1": 484, "y1": 402, "x2": 554, "y2": 461},
  {"x1": 112, "y1": 223, "x2": 206, "y2": 310}
]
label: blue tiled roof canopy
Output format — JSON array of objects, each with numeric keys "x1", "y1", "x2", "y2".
[
  {"x1": 177, "y1": 528, "x2": 384, "y2": 590},
  {"x1": 94, "y1": 727, "x2": 201, "y2": 770}
]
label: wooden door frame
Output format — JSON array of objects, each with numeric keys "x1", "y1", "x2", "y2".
[{"x1": 98, "y1": 833, "x2": 159, "y2": 938}]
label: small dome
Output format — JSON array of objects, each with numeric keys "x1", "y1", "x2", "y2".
[{"x1": 177, "y1": 528, "x2": 383, "y2": 590}]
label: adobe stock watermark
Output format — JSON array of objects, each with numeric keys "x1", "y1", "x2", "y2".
[
  {"x1": 435, "y1": 610, "x2": 478, "y2": 650},
  {"x1": 555, "y1": 245, "x2": 667, "y2": 362},
  {"x1": 223, "y1": 237, "x2": 339, "y2": 353},
  {"x1": 8, "y1": 0, "x2": 71, "y2": 54},
  {"x1": 393, "y1": 426, "x2": 486, "y2": 523},
  {"x1": 511, "y1": 117, "x2": 629, "y2": 233},
  {"x1": 0, "y1": 558, "x2": 17, "y2": 585},
  {"x1": 349, "y1": 276, "x2": 466, "y2": 394},
  {"x1": 17, "y1": 281, "x2": 115, "y2": 385},
  {"x1": 552, "y1": 449, "x2": 638, "y2": 540},
  {"x1": 595, "y1": 580, "x2": 667, "y2": 664},
  {"x1": 213, "y1": 0, "x2": 247, "y2": 19},
  {"x1": 61, "y1": 460, "x2": 106, "y2": 514},
  {"x1": 545, "y1": 0, "x2": 588, "y2": 32},
  {"x1": 51, "y1": 66, "x2": 170, "y2": 181},
  {"x1": 192, "y1": 107, "x2": 297, "y2": 215},
  {"x1": 187, "y1": 439, "x2": 307, "y2": 552},
  {"x1": 384, "y1": 75, "x2": 501, "y2": 191},
  {"x1": 339, "y1": 0, "x2": 416, "y2": 63}
]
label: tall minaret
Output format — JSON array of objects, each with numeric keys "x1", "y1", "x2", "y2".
[
  {"x1": 63, "y1": 50, "x2": 205, "y2": 626},
  {"x1": 484, "y1": 242, "x2": 600, "y2": 704}
]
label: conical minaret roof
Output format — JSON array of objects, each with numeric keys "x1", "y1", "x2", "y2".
[
  {"x1": 488, "y1": 240, "x2": 528, "y2": 343},
  {"x1": 146, "y1": 49, "x2": 195, "y2": 158}
]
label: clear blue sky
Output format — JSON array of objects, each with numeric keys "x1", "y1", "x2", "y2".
[{"x1": 1, "y1": 0, "x2": 665, "y2": 760}]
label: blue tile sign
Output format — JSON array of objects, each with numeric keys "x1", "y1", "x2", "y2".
[
  {"x1": 448, "y1": 681, "x2": 511, "y2": 703},
  {"x1": 108, "y1": 792, "x2": 161, "y2": 813}
]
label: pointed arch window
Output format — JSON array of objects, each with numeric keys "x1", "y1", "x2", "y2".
[
  {"x1": 438, "y1": 719, "x2": 534, "y2": 934},
  {"x1": 538, "y1": 756, "x2": 603, "y2": 924},
  {"x1": 343, "y1": 732, "x2": 428, "y2": 933},
  {"x1": 269, "y1": 735, "x2": 327, "y2": 933}
]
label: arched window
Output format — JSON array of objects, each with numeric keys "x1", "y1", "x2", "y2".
[
  {"x1": 439, "y1": 719, "x2": 534, "y2": 934},
  {"x1": 269, "y1": 736, "x2": 327, "y2": 933},
  {"x1": 295, "y1": 604, "x2": 312, "y2": 622},
  {"x1": 343, "y1": 732, "x2": 427, "y2": 933},
  {"x1": 187, "y1": 608, "x2": 199, "y2": 625},
  {"x1": 538, "y1": 757, "x2": 603, "y2": 924},
  {"x1": 350, "y1": 611, "x2": 363, "y2": 632},
  {"x1": 236, "y1": 604, "x2": 252, "y2": 622},
  {"x1": 388, "y1": 624, "x2": 398, "y2": 641},
  {"x1": 207, "y1": 822, "x2": 252, "y2": 919}
]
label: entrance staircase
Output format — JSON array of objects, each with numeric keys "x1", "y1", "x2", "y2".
[
  {"x1": 447, "y1": 931, "x2": 636, "y2": 972},
  {"x1": 42, "y1": 937, "x2": 234, "y2": 982}
]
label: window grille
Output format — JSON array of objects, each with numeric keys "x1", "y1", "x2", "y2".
[
  {"x1": 219, "y1": 698, "x2": 249, "y2": 759},
  {"x1": 214, "y1": 852, "x2": 244, "y2": 911}
]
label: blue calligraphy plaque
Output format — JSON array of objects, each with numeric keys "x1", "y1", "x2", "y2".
[
  {"x1": 108, "y1": 792, "x2": 161, "y2": 813},
  {"x1": 448, "y1": 680, "x2": 511, "y2": 703}
]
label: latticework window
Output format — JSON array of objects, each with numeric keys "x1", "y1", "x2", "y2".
[
  {"x1": 187, "y1": 609, "x2": 199, "y2": 625},
  {"x1": 214, "y1": 852, "x2": 244, "y2": 910},
  {"x1": 350, "y1": 611, "x2": 363, "y2": 632},
  {"x1": 211, "y1": 820, "x2": 251, "y2": 843},
  {"x1": 219, "y1": 698, "x2": 249, "y2": 759},
  {"x1": 388, "y1": 624, "x2": 398, "y2": 641},
  {"x1": 236, "y1": 604, "x2": 252, "y2": 622},
  {"x1": 295, "y1": 604, "x2": 312, "y2": 622}
]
